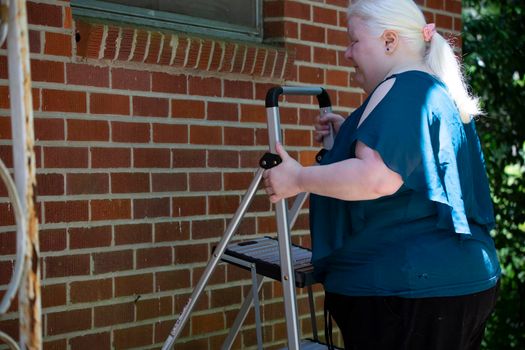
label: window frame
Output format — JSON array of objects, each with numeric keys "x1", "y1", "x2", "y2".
[{"x1": 71, "y1": 0, "x2": 264, "y2": 42}]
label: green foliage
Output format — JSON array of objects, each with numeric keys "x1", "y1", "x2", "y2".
[{"x1": 463, "y1": 0, "x2": 525, "y2": 348}]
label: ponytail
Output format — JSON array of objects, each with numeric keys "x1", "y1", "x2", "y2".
[
  {"x1": 348, "y1": 0, "x2": 482, "y2": 123},
  {"x1": 425, "y1": 32, "x2": 482, "y2": 123}
]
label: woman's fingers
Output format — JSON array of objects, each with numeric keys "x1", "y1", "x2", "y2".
[
  {"x1": 314, "y1": 122, "x2": 330, "y2": 132},
  {"x1": 263, "y1": 170, "x2": 272, "y2": 194},
  {"x1": 269, "y1": 194, "x2": 280, "y2": 203},
  {"x1": 263, "y1": 169, "x2": 279, "y2": 199},
  {"x1": 314, "y1": 129, "x2": 331, "y2": 142},
  {"x1": 262, "y1": 144, "x2": 302, "y2": 202},
  {"x1": 275, "y1": 142, "x2": 290, "y2": 160},
  {"x1": 314, "y1": 113, "x2": 344, "y2": 143}
]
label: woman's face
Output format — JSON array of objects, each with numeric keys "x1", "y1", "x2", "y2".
[{"x1": 344, "y1": 16, "x2": 389, "y2": 93}]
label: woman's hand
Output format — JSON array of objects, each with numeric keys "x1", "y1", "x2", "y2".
[
  {"x1": 314, "y1": 112, "x2": 345, "y2": 143},
  {"x1": 263, "y1": 143, "x2": 303, "y2": 203}
]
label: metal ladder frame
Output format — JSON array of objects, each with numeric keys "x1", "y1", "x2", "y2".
[{"x1": 162, "y1": 86, "x2": 332, "y2": 350}]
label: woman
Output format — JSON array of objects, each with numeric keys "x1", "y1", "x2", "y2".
[{"x1": 262, "y1": 0, "x2": 501, "y2": 349}]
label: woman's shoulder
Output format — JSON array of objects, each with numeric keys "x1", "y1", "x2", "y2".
[
  {"x1": 392, "y1": 70, "x2": 443, "y2": 86},
  {"x1": 385, "y1": 71, "x2": 455, "y2": 112},
  {"x1": 369, "y1": 70, "x2": 441, "y2": 104},
  {"x1": 359, "y1": 70, "x2": 457, "y2": 130},
  {"x1": 393, "y1": 71, "x2": 452, "y2": 103}
]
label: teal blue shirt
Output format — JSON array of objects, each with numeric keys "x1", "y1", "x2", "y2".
[{"x1": 310, "y1": 71, "x2": 501, "y2": 297}]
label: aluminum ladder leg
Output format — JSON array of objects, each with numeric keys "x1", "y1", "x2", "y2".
[{"x1": 265, "y1": 86, "x2": 332, "y2": 350}]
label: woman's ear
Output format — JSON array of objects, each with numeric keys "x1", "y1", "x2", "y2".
[{"x1": 382, "y1": 30, "x2": 398, "y2": 53}]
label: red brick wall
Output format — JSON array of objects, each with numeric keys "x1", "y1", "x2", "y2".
[{"x1": 0, "y1": 0, "x2": 462, "y2": 349}]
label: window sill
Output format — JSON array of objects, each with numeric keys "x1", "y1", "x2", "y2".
[{"x1": 75, "y1": 19, "x2": 295, "y2": 80}]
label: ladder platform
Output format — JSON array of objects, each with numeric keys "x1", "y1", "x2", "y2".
[{"x1": 222, "y1": 237, "x2": 317, "y2": 288}]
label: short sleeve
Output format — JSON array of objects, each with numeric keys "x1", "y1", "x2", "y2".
[{"x1": 356, "y1": 75, "x2": 494, "y2": 237}]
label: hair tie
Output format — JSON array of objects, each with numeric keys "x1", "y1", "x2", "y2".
[{"x1": 423, "y1": 23, "x2": 436, "y2": 42}]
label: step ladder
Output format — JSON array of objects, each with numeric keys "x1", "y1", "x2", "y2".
[
  {"x1": 221, "y1": 237, "x2": 321, "y2": 350},
  {"x1": 162, "y1": 86, "x2": 334, "y2": 350}
]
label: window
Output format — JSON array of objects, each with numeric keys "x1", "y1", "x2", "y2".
[{"x1": 72, "y1": 0, "x2": 263, "y2": 42}]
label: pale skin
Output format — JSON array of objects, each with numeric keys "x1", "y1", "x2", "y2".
[{"x1": 263, "y1": 16, "x2": 434, "y2": 203}]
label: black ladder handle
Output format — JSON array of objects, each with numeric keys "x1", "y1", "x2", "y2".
[
  {"x1": 265, "y1": 86, "x2": 334, "y2": 158},
  {"x1": 265, "y1": 86, "x2": 332, "y2": 109}
]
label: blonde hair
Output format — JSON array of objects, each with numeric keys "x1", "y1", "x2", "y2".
[{"x1": 348, "y1": 0, "x2": 481, "y2": 123}]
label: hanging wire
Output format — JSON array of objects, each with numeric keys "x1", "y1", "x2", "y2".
[
  {"x1": 0, "y1": 159, "x2": 24, "y2": 350},
  {"x1": 0, "y1": 330, "x2": 19, "y2": 350},
  {"x1": 0, "y1": 159, "x2": 25, "y2": 315},
  {"x1": 0, "y1": 331, "x2": 18, "y2": 350}
]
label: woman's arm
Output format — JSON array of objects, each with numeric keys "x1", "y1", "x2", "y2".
[{"x1": 263, "y1": 141, "x2": 403, "y2": 203}]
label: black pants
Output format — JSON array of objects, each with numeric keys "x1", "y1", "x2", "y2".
[{"x1": 324, "y1": 283, "x2": 499, "y2": 350}]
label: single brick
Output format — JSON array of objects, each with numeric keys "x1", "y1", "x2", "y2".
[
  {"x1": 91, "y1": 199, "x2": 132, "y2": 221},
  {"x1": 66, "y1": 63, "x2": 109, "y2": 87},
  {"x1": 90, "y1": 93, "x2": 130, "y2": 115},
  {"x1": 44, "y1": 32, "x2": 72, "y2": 57},
  {"x1": 70, "y1": 278, "x2": 113, "y2": 303},
  {"x1": 31, "y1": 60, "x2": 64, "y2": 83},
  {"x1": 93, "y1": 250, "x2": 133, "y2": 274},
  {"x1": 47, "y1": 309, "x2": 92, "y2": 336},
  {"x1": 133, "y1": 96, "x2": 169, "y2": 117},
  {"x1": 66, "y1": 173, "x2": 109, "y2": 195},
  {"x1": 42, "y1": 90, "x2": 86, "y2": 113},
  {"x1": 112, "y1": 68, "x2": 150, "y2": 91},
  {"x1": 69, "y1": 225, "x2": 112, "y2": 249},
  {"x1": 67, "y1": 119, "x2": 109, "y2": 142},
  {"x1": 45, "y1": 254, "x2": 90, "y2": 278}
]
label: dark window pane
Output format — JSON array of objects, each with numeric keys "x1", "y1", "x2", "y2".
[
  {"x1": 72, "y1": 0, "x2": 262, "y2": 41},
  {"x1": 104, "y1": 0, "x2": 258, "y2": 29}
]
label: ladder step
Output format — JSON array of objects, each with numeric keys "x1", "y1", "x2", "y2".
[{"x1": 222, "y1": 236, "x2": 317, "y2": 288}]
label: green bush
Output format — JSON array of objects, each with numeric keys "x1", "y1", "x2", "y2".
[{"x1": 463, "y1": 1, "x2": 525, "y2": 348}]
